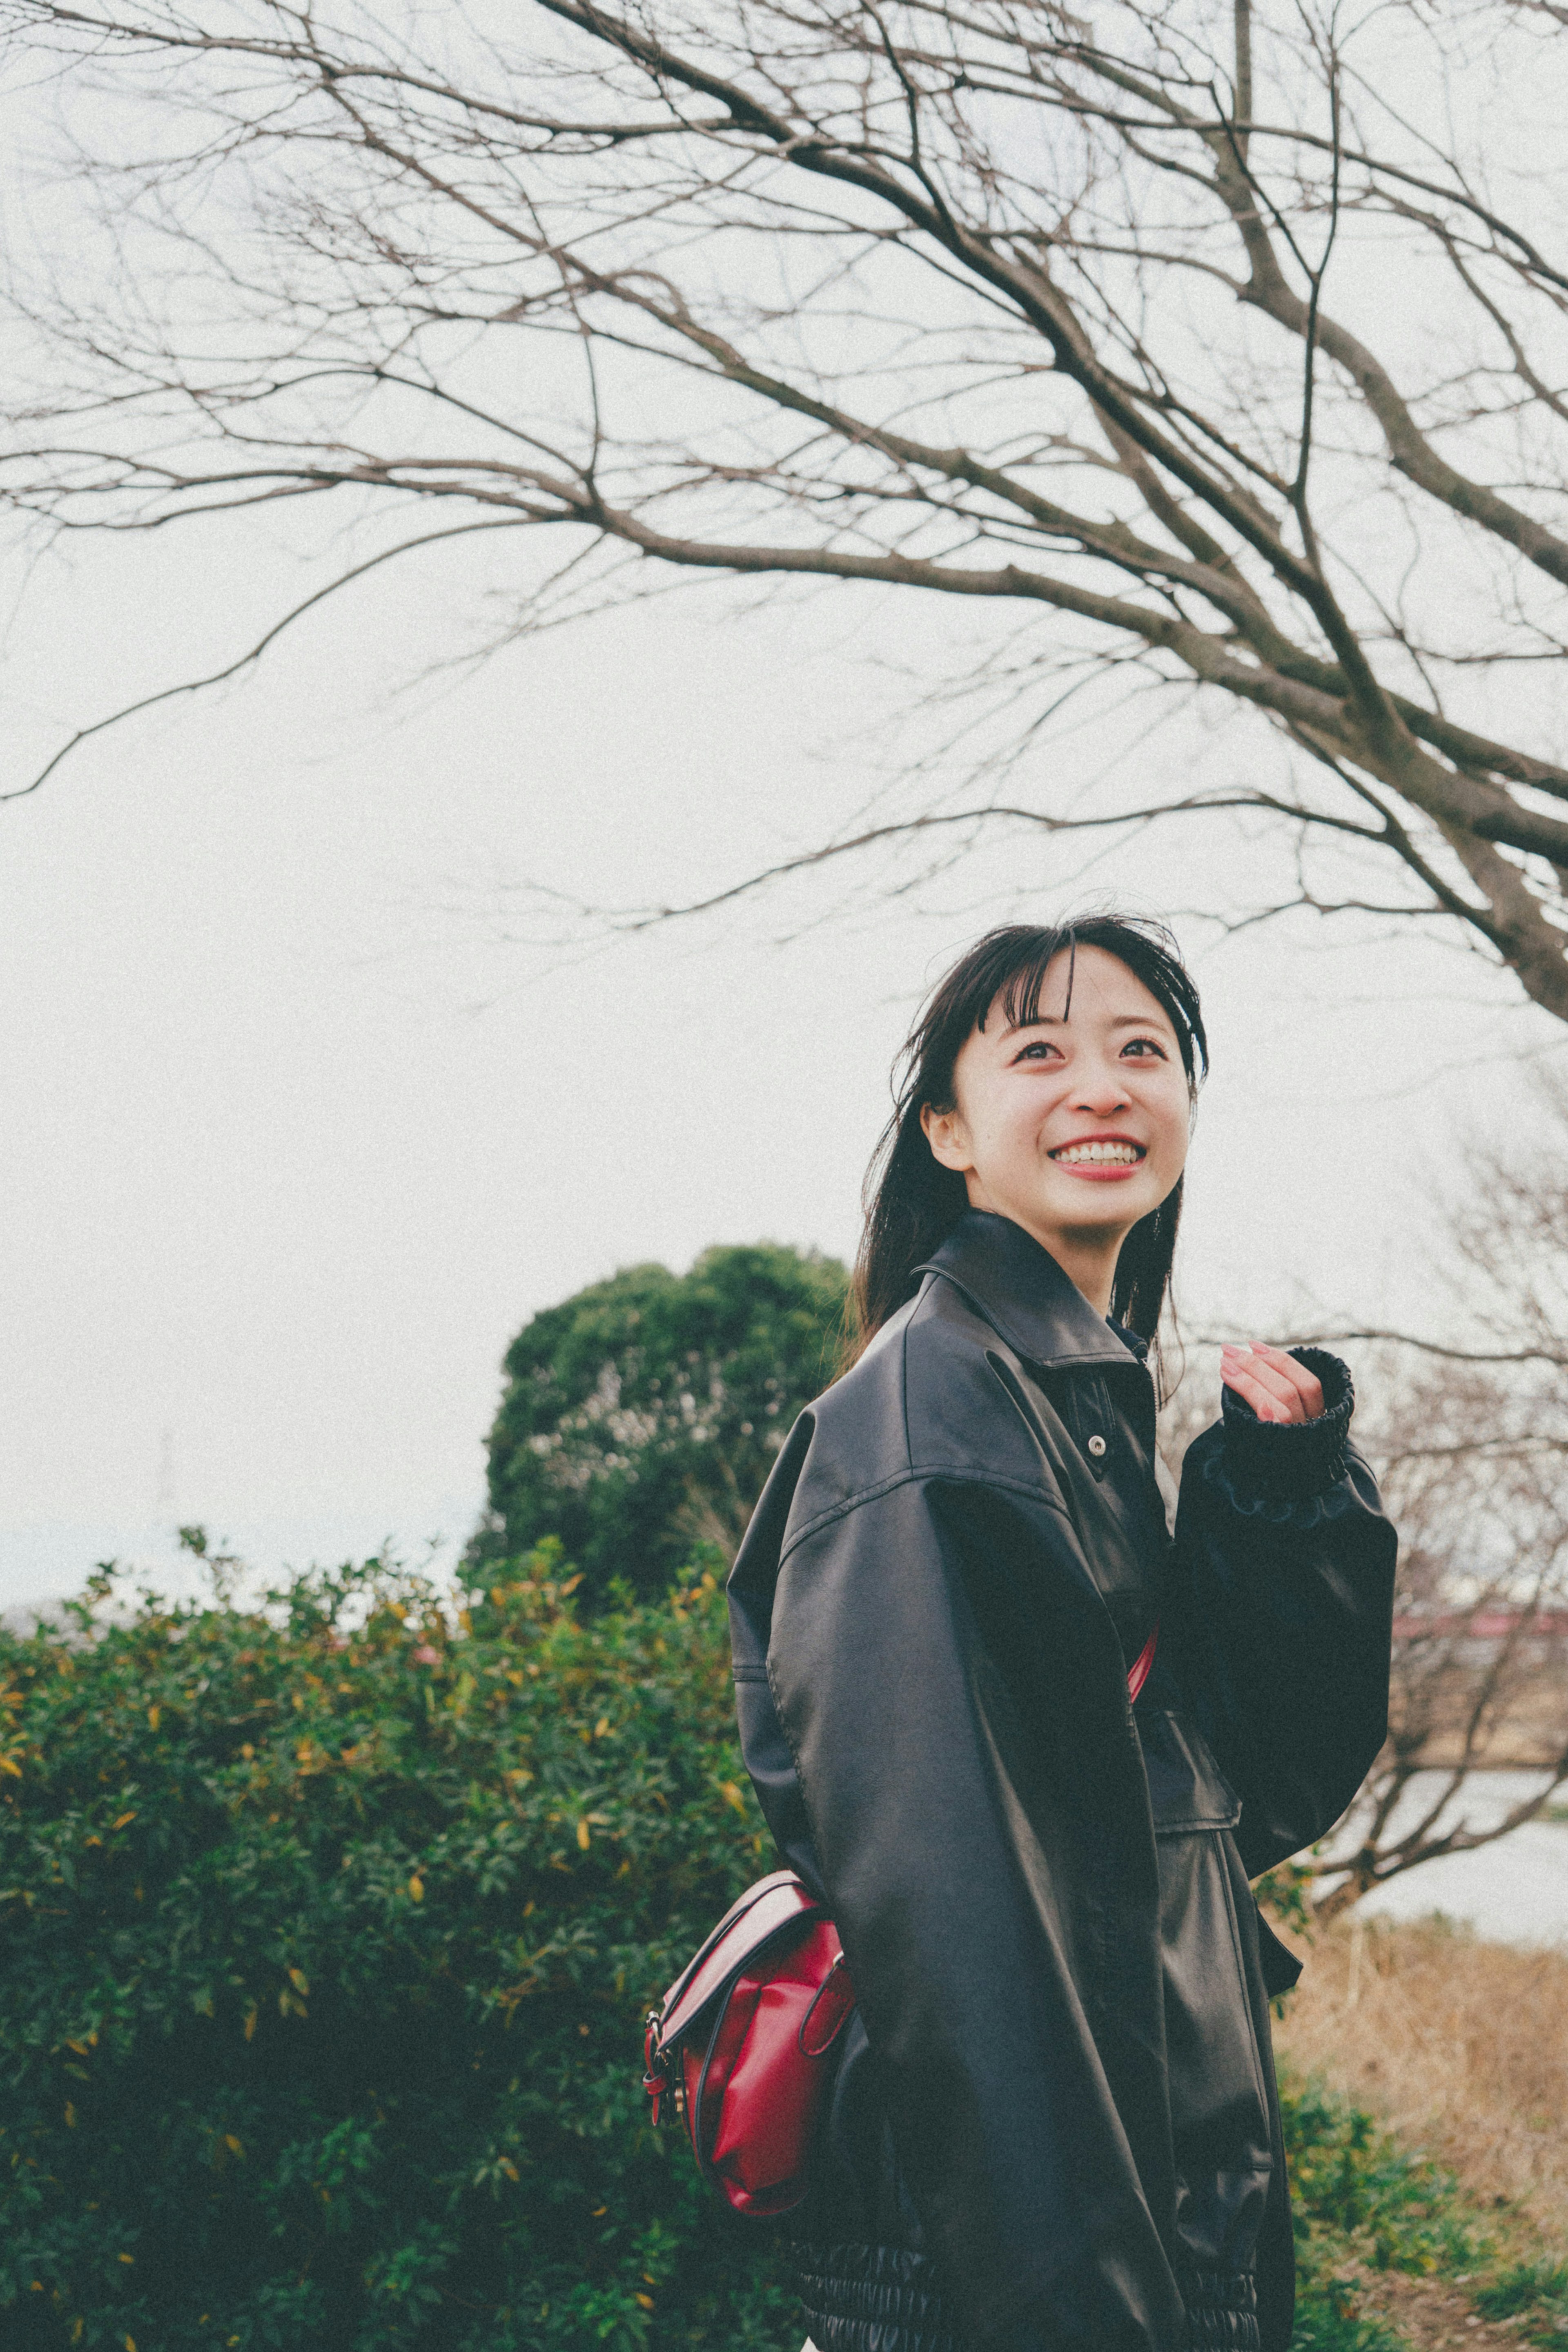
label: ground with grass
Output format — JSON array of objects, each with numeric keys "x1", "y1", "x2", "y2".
[
  {"x1": 1278, "y1": 1917, "x2": 1568, "y2": 2235},
  {"x1": 1275, "y1": 1917, "x2": 1568, "y2": 2352}
]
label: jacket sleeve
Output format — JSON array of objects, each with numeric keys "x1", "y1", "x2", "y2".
[
  {"x1": 757, "y1": 1469, "x2": 1188, "y2": 2352},
  {"x1": 1165, "y1": 1349, "x2": 1397, "y2": 1879}
]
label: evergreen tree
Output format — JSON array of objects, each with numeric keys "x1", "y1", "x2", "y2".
[{"x1": 470, "y1": 1245, "x2": 849, "y2": 1598}]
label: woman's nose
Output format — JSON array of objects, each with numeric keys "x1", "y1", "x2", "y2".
[{"x1": 1074, "y1": 1066, "x2": 1131, "y2": 1114}]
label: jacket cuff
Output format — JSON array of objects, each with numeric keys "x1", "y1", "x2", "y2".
[{"x1": 1219, "y1": 1347, "x2": 1354, "y2": 1507}]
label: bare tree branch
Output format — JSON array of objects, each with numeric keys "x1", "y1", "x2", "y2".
[
  {"x1": 1245, "y1": 1090, "x2": 1568, "y2": 1917},
  {"x1": 5, "y1": 0, "x2": 1568, "y2": 1014}
]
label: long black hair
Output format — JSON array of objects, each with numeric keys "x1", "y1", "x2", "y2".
[{"x1": 852, "y1": 915, "x2": 1207, "y2": 1354}]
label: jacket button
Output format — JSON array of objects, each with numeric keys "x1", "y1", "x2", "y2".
[{"x1": 1087, "y1": 1434, "x2": 1107, "y2": 1459}]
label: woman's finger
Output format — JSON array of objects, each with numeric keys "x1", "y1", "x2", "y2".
[
  {"x1": 1221, "y1": 1346, "x2": 1304, "y2": 1422},
  {"x1": 1245, "y1": 1344, "x2": 1325, "y2": 1421},
  {"x1": 1220, "y1": 1351, "x2": 1299, "y2": 1424}
]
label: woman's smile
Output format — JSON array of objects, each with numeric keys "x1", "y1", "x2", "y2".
[{"x1": 1047, "y1": 1132, "x2": 1148, "y2": 1177}]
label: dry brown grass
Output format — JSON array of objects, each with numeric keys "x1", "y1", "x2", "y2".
[{"x1": 1274, "y1": 1914, "x2": 1568, "y2": 2241}]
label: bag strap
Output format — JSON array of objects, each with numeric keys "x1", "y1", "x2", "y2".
[{"x1": 1127, "y1": 1620, "x2": 1159, "y2": 1705}]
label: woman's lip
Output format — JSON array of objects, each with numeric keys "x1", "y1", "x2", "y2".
[
  {"x1": 1053, "y1": 1161, "x2": 1143, "y2": 1182},
  {"x1": 1047, "y1": 1134, "x2": 1148, "y2": 1179}
]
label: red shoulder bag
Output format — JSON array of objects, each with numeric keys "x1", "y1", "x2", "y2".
[
  {"x1": 641, "y1": 1870, "x2": 856, "y2": 2216},
  {"x1": 639, "y1": 1624, "x2": 1158, "y2": 2219}
]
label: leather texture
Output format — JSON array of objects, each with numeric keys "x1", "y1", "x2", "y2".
[
  {"x1": 692, "y1": 1915, "x2": 852, "y2": 2216},
  {"x1": 653, "y1": 1870, "x2": 822, "y2": 2049},
  {"x1": 653, "y1": 1626, "x2": 1156, "y2": 2214},
  {"x1": 790, "y1": 2248, "x2": 1260, "y2": 2352},
  {"x1": 728, "y1": 1211, "x2": 1396, "y2": 2352},
  {"x1": 643, "y1": 1872, "x2": 856, "y2": 2216},
  {"x1": 792, "y1": 2241, "x2": 962, "y2": 2352}
]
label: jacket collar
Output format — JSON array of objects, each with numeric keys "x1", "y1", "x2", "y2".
[{"x1": 918, "y1": 1210, "x2": 1144, "y2": 1372}]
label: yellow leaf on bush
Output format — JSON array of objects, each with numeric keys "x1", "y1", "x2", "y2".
[
  {"x1": 64, "y1": 2102, "x2": 76, "y2": 2127},
  {"x1": 287, "y1": 1967, "x2": 309, "y2": 1996},
  {"x1": 576, "y1": 1819, "x2": 591, "y2": 1850},
  {"x1": 111, "y1": 1813, "x2": 135, "y2": 1832},
  {"x1": 408, "y1": 1875, "x2": 424, "y2": 1902},
  {"x1": 225, "y1": 2135, "x2": 245, "y2": 2158},
  {"x1": 635, "y1": 2294, "x2": 655, "y2": 2312},
  {"x1": 719, "y1": 1781, "x2": 748, "y2": 1815},
  {"x1": 147, "y1": 1707, "x2": 160, "y2": 1731}
]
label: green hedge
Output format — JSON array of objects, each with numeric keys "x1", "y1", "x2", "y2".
[
  {"x1": 0, "y1": 1547, "x2": 796, "y2": 2351},
  {"x1": 1, "y1": 1546, "x2": 1493, "y2": 2352}
]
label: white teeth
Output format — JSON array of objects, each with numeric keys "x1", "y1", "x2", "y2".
[{"x1": 1052, "y1": 1141, "x2": 1143, "y2": 1166}]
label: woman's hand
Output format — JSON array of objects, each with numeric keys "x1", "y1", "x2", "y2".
[{"x1": 1220, "y1": 1344, "x2": 1325, "y2": 1425}]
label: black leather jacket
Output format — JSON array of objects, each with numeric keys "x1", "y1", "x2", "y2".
[{"x1": 728, "y1": 1212, "x2": 1396, "y2": 2352}]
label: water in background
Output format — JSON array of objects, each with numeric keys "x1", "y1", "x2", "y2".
[{"x1": 1328, "y1": 1770, "x2": 1568, "y2": 1947}]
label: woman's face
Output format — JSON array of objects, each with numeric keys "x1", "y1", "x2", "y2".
[{"x1": 921, "y1": 945, "x2": 1192, "y2": 1265}]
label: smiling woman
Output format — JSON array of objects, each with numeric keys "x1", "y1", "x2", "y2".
[
  {"x1": 725, "y1": 916, "x2": 1399, "y2": 2352},
  {"x1": 856, "y1": 918, "x2": 1205, "y2": 1351},
  {"x1": 917, "y1": 930, "x2": 1197, "y2": 1330}
]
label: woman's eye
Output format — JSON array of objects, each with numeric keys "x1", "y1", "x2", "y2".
[
  {"x1": 1122, "y1": 1037, "x2": 1167, "y2": 1059},
  {"x1": 1015, "y1": 1041, "x2": 1062, "y2": 1063}
]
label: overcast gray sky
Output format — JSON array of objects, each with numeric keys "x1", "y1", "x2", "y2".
[{"x1": 3, "y1": 426, "x2": 1562, "y2": 1614}]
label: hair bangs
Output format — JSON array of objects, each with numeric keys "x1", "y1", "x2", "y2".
[{"x1": 994, "y1": 931, "x2": 1074, "y2": 1037}]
